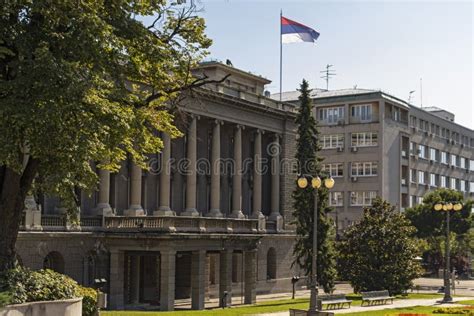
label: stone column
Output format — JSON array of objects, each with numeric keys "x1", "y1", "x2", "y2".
[
  {"x1": 219, "y1": 249, "x2": 233, "y2": 307},
  {"x1": 129, "y1": 255, "x2": 141, "y2": 304},
  {"x1": 109, "y1": 250, "x2": 125, "y2": 309},
  {"x1": 269, "y1": 134, "x2": 283, "y2": 230},
  {"x1": 191, "y1": 250, "x2": 206, "y2": 310},
  {"x1": 160, "y1": 249, "x2": 176, "y2": 311},
  {"x1": 230, "y1": 125, "x2": 244, "y2": 219},
  {"x1": 182, "y1": 115, "x2": 199, "y2": 217},
  {"x1": 24, "y1": 195, "x2": 42, "y2": 230},
  {"x1": 208, "y1": 120, "x2": 223, "y2": 217},
  {"x1": 251, "y1": 130, "x2": 265, "y2": 230},
  {"x1": 96, "y1": 169, "x2": 113, "y2": 216},
  {"x1": 155, "y1": 132, "x2": 174, "y2": 216},
  {"x1": 124, "y1": 162, "x2": 145, "y2": 216},
  {"x1": 244, "y1": 250, "x2": 257, "y2": 304}
]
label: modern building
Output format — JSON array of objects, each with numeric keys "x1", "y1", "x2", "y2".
[
  {"x1": 16, "y1": 61, "x2": 302, "y2": 311},
  {"x1": 275, "y1": 88, "x2": 474, "y2": 232}
]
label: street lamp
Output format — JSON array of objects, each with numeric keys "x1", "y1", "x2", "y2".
[
  {"x1": 433, "y1": 201, "x2": 463, "y2": 303},
  {"x1": 297, "y1": 174, "x2": 335, "y2": 313}
]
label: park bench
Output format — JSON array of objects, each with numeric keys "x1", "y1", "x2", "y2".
[
  {"x1": 361, "y1": 290, "x2": 395, "y2": 306},
  {"x1": 316, "y1": 294, "x2": 352, "y2": 310},
  {"x1": 289, "y1": 309, "x2": 334, "y2": 316}
]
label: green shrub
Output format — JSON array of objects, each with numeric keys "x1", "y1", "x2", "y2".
[
  {"x1": 3, "y1": 267, "x2": 77, "y2": 304},
  {"x1": 1, "y1": 267, "x2": 98, "y2": 316},
  {"x1": 0, "y1": 291, "x2": 13, "y2": 308},
  {"x1": 76, "y1": 286, "x2": 98, "y2": 316}
]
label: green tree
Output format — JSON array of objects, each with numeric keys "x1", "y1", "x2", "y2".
[
  {"x1": 0, "y1": 0, "x2": 213, "y2": 271},
  {"x1": 338, "y1": 198, "x2": 422, "y2": 295},
  {"x1": 405, "y1": 189, "x2": 472, "y2": 237},
  {"x1": 405, "y1": 188, "x2": 473, "y2": 274},
  {"x1": 292, "y1": 79, "x2": 337, "y2": 293}
]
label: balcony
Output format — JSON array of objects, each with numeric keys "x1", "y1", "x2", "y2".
[{"x1": 20, "y1": 213, "x2": 264, "y2": 235}]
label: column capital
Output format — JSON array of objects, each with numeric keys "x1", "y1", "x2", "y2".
[
  {"x1": 255, "y1": 128, "x2": 265, "y2": 135},
  {"x1": 235, "y1": 124, "x2": 245, "y2": 131},
  {"x1": 213, "y1": 119, "x2": 224, "y2": 126}
]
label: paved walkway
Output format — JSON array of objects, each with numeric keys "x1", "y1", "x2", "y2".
[{"x1": 255, "y1": 296, "x2": 472, "y2": 316}]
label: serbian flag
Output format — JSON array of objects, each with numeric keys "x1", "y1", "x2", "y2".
[{"x1": 281, "y1": 16, "x2": 320, "y2": 44}]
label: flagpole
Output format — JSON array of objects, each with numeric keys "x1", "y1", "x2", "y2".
[{"x1": 279, "y1": 9, "x2": 283, "y2": 101}]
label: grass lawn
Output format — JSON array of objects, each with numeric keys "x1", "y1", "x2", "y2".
[{"x1": 101, "y1": 293, "x2": 444, "y2": 316}]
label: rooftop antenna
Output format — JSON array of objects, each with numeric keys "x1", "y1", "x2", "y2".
[
  {"x1": 320, "y1": 64, "x2": 336, "y2": 90},
  {"x1": 408, "y1": 90, "x2": 416, "y2": 104},
  {"x1": 420, "y1": 78, "x2": 423, "y2": 108}
]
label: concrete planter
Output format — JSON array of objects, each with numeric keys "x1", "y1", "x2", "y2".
[{"x1": 0, "y1": 297, "x2": 82, "y2": 316}]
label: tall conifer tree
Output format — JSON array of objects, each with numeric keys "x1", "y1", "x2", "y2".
[{"x1": 292, "y1": 79, "x2": 337, "y2": 292}]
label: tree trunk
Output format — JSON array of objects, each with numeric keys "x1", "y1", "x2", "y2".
[{"x1": 0, "y1": 159, "x2": 38, "y2": 273}]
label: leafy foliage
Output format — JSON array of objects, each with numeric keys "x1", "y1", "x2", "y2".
[
  {"x1": 76, "y1": 285, "x2": 98, "y2": 316},
  {"x1": 338, "y1": 198, "x2": 423, "y2": 295},
  {"x1": 0, "y1": 0, "x2": 211, "y2": 270},
  {"x1": 292, "y1": 79, "x2": 337, "y2": 292},
  {"x1": 0, "y1": 267, "x2": 97, "y2": 316},
  {"x1": 405, "y1": 188, "x2": 473, "y2": 275},
  {"x1": 405, "y1": 189, "x2": 472, "y2": 238}
]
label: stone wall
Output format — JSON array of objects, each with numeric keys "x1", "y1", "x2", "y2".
[{"x1": 0, "y1": 298, "x2": 82, "y2": 316}]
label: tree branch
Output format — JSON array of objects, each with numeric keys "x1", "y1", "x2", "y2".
[{"x1": 144, "y1": 73, "x2": 231, "y2": 106}]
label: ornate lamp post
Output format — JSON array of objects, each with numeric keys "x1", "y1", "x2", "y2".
[
  {"x1": 297, "y1": 175, "x2": 335, "y2": 313},
  {"x1": 433, "y1": 201, "x2": 463, "y2": 303}
]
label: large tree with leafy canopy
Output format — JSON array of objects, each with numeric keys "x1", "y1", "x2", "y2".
[
  {"x1": 292, "y1": 79, "x2": 337, "y2": 293},
  {"x1": 0, "y1": 0, "x2": 217, "y2": 272},
  {"x1": 338, "y1": 198, "x2": 422, "y2": 295},
  {"x1": 405, "y1": 188, "x2": 473, "y2": 274}
]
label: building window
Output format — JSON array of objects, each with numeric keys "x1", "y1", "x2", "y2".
[
  {"x1": 266, "y1": 248, "x2": 277, "y2": 280},
  {"x1": 323, "y1": 163, "x2": 344, "y2": 177},
  {"x1": 418, "y1": 144, "x2": 426, "y2": 159},
  {"x1": 321, "y1": 134, "x2": 344, "y2": 149},
  {"x1": 329, "y1": 192, "x2": 343, "y2": 206},
  {"x1": 351, "y1": 162, "x2": 378, "y2": 177},
  {"x1": 410, "y1": 169, "x2": 417, "y2": 183},
  {"x1": 460, "y1": 157, "x2": 466, "y2": 169},
  {"x1": 417, "y1": 196, "x2": 424, "y2": 204},
  {"x1": 451, "y1": 154, "x2": 457, "y2": 167},
  {"x1": 410, "y1": 116, "x2": 417, "y2": 127},
  {"x1": 470, "y1": 160, "x2": 474, "y2": 171},
  {"x1": 429, "y1": 148, "x2": 438, "y2": 161},
  {"x1": 430, "y1": 173, "x2": 437, "y2": 187},
  {"x1": 418, "y1": 171, "x2": 425, "y2": 184},
  {"x1": 351, "y1": 104, "x2": 373, "y2": 122},
  {"x1": 351, "y1": 132, "x2": 378, "y2": 147},
  {"x1": 470, "y1": 182, "x2": 474, "y2": 193},
  {"x1": 319, "y1": 107, "x2": 345, "y2": 125},
  {"x1": 441, "y1": 152, "x2": 449, "y2": 164},
  {"x1": 440, "y1": 176, "x2": 447, "y2": 188},
  {"x1": 350, "y1": 191, "x2": 377, "y2": 206},
  {"x1": 450, "y1": 178, "x2": 457, "y2": 190},
  {"x1": 460, "y1": 180, "x2": 466, "y2": 192},
  {"x1": 409, "y1": 195, "x2": 417, "y2": 207}
]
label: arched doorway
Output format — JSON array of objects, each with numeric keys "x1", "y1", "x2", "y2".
[{"x1": 43, "y1": 251, "x2": 65, "y2": 274}]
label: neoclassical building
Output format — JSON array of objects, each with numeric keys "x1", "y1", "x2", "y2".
[{"x1": 16, "y1": 61, "x2": 302, "y2": 310}]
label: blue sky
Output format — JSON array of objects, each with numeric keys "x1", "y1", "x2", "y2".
[{"x1": 144, "y1": 1, "x2": 474, "y2": 128}]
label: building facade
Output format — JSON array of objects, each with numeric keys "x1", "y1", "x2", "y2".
[
  {"x1": 17, "y1": 62, "x2": 302, "y2": 311},
  {"x1": 276, "y1": 88, "x2": 474, "y2": 232}
]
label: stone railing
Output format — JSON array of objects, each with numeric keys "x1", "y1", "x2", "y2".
[
  {"x1": 104, "y1": 216, "x2": 260, "y2": 234},
  {"x1": 21, "y1": 213, "x2": 264, "y2": 234},
  {"x1": 40, "y1": 215, "x2": 67, "y2": 230}
]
